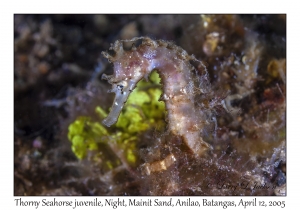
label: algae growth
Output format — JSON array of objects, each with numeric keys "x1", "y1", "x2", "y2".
[{"x1": 68, "y1": 71, "x2": 165, "y2": 163}]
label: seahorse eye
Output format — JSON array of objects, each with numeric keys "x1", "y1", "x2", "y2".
[{"x1": 117, "y1": 81, "x2": 128, "y2": 88}]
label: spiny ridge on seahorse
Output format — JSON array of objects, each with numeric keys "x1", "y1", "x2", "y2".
[{"x1": 101, "y1": 37, "x2": 212, "y2": 156}]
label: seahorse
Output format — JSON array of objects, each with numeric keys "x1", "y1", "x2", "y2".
[{"x1": 101, "y1": 37, "x2": 212, "y2": 156}]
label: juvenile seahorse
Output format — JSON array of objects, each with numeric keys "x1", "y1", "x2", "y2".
[{"x1": 101, "y1": 37, "x2": 212, "y2": 156}]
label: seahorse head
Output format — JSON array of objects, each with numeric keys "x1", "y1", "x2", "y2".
[{"x1": 101, "y1": 39, "x2": 150, "y2": 127}]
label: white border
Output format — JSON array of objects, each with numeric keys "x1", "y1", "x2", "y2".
[{"x1": 2, "y1": 0, "x2": 297, "y2": 209}]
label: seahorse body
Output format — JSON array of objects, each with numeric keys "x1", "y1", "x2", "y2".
[{"x1": 102, "y1": 37, "x2": 211, "y2": 156}]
